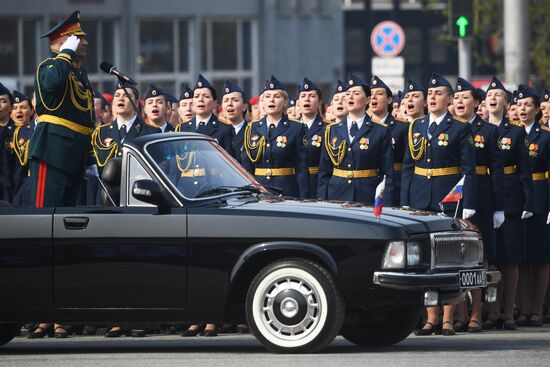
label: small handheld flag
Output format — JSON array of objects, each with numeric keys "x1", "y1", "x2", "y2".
[
  {"x1": 441, "y1": 176, "x2": 465, "y2": 203},
  {"x1": 373, "y1": 176, "x2": 385, "y2": 218}
]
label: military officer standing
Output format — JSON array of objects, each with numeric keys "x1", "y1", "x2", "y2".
[
  {"x1": 176, "y1": 75, "x2": 234, "y2": 156},
  {"x1": 328, "y1": 80, "x2": 348, "y2": 124},
  {"x1": 242, "y1": 75, "x2": 309, "y2": 198},
  {"x1": 29, "y1": 11, "x2": 94, "y2": 208},
  {"x1": 221, "y1": 80, "x2": 248, "y2": 163},
  {"x1": 10, "y1": 91, "x2": 36, "y2": 206},
  {"x1": 401, "y1": 73, "x2": 476, "y2": 336},
  {"x1": 318, "y1": 73, "x2": 394, "y2": 204},
  {"x1": 298, "y1": 77, "x2": 329, "y2": 199},
  {"x1": 402, "y1": 79, "x2": 426, "y2": 123},
  {"x1": 176, "y1": 84, "x2": 194, "y2": 124},
  {"x1": 0, "y1": 83, "x2": 15, "y2": 202},
  {"x1": 143, "y1": 84, "x2": 174, "y2": 132},
  {"x1": 370, "y1": 75, "x2": 408, "y2": 206}
]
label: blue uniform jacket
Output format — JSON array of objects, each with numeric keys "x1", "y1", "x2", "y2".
[
  {"x1": 497, "y1": 118, "x2": 534, "y2": 214},
  {"x1": 0, "y1": 119, "x2": 15, "y2": 201},
  {"x1": 231, "y1": 123, "x2": 246, "y2": 164},
  {"x1": 241, "y1": 115, "x2": 310, "y2": 199},
  {"x1": 525, "y1": 122, "x2": 550, "y2": 214},
  {"x1": 304, "y1": 115, "x2": 328, "y2": 199},
  {"x1": 177, "y1": 115, "x2": 234, "y2": 157},
  {"x1": 470, "y1": 115, "x2": 505, "y2": 210},
  {"x1": 385, "y1": 115, "x2": 409, "y2": 206},
  {"x1": 401, "y1": 112, "x2": 477, "y2": 211},
  {"x1": 317, "y1": 116, "x2": 395, "y2": 205}
]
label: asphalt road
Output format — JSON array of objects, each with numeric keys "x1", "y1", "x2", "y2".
[{"x1": 1, "y1": 327, "x2": 549, "y2": 367}]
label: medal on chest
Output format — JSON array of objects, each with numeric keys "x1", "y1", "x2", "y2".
[
  {"x1": 437, "y1": 133, "x2": 449, "y2": 146},
  {"x1": 413, "y1": 132, "x2": 421, "y2": 145},
  {"x1": 276, "y1": 135, "x2": 287, "y2": 148},
  {"x1": 359, "y1": 137, "x2": 369, "y2": 150},
  {"x1": 528, "y1": 143, "x2": 539, "y2": 157},
  {"x1": 498, "y1": 137, "x2": 512, "y2": 150},
  {"x1": 250, "y1": 134, "x2": 260, "y2": 148},
  {"x1": 474, "y1": 134, "x2": 485, "y2": 148},
  {"x1": 311, "y1": 134, "x2": 322, "y2": 147}
]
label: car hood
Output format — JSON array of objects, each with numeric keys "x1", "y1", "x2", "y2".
[{"x1": 222, "y1": 195, "x2": 476, "y2": 238}]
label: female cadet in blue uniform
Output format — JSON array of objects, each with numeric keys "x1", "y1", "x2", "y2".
[
  {"x1": 298, "y1": 77, "x2": 329, "y2": 199},
  {"x1": 483, "y1": 76, "x2": 534, "y2": 331},
  {"x1": 515, "y1": 85, "x2": 550, "y2": 327},
  {"x1": 0, "y1": 83, "x2": 15, "y2": 202},
  {"x1": 221, "y1": 80, "x2": 248, "y2": 164},
  {"x1": 176, "y1": 84, "x2": 195, "y2": 124},
  {"x1": 10, "y1": 91, "x2": 36, "y2": 206},
  {"x1": 401, "y1": 73, "x2": 477, "y2": 336},
  {"x1": 450, "y1": 78, "x2": 505, "y2": 333},
  {"x1": 369, "y1": 75, "x2": 408, "y2": 206},
  {"x1": 242, "y1": 75, "x2": 309, "y2": 198},
  {"x1": 328, "y1": 80, "x2": 348, "y2": 124},
  {"x1": 143, "y1": 84, "x2": 174, "y2": 133},
  {"x1": 318, "y1": 74, "x2": 394, "y2": 204}
]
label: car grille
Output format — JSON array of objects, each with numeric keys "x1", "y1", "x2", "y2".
[{"x1": 431, "y1": 231, "x2": 483, "y2": 269}]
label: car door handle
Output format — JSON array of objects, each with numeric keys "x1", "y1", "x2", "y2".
[{"x1": 64, "y1": 217, "x2": 89, "y2": 230}]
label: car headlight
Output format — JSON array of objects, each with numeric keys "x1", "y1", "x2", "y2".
[
  {"x1": 382, "y1": 241, "x2": 405, "y2": 269},
  {"x1": 407, "y1": 241, "x2": 421, "y2": 266}
]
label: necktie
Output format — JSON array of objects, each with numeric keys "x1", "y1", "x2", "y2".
[
  {"x1": 197, "y1": 121, "x2": 206, "y2": 133},
  {"x1": 267, "y1": 123, "x2": 275, "y2": 138},
  {"x1": 428, "y1": 121, "x2": 437, "y2": 138},
  {"x1": 350, "y1": 121, "x2": 358, "y2": 138},
  {"x1": 119, "y1": 124, "x2": 127, "y2": 141}
]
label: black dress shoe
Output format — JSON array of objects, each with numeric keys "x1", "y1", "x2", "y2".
[
  {"x1": 441, "y1": 321, "x2": 456, "y2": 336},
  {"x1": 131, "y1": 329, "x2": 147, "y2": 337},
  {"x1": 516, "y1": 313, "x2": 530, "y2": 327},
  {"x1": 105, "y1": 328, "x2": 126, "y2": 338},
  {"x1": 467, "y1": 320, "x2": 482, "y2": 333},
  {"x1": 27, "y1": 326, "x2": 53, "y2": 339},
  {"x1": 502, "y1": 317, "x2": 517, "y2": 330},
  {"x1": 54, "y1": 327, "x2": 69, "y2": 338},
  {"x1": 236, "y1": 325, "x2": 249, "y2": 334},
  {"x1": 202, "y1": 328, "x2": 218, "y2": 337},
  {"x1": 453, "y1": 320, "x2": 467, "y2": 333},
  {"x1": 528, "y1": 314, "x2": 543, "y2": 327},
  {"x1": 414, "y1": 321, "x2": 441, "y2": 336},
  {"x1": 181, "y1": 327, "x2": 202, "y2": 337}
]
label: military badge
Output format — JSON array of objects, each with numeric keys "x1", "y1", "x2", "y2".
[
  {"x1": 251, "y1": 135, "x2": 259, "y2": 147},
  {"x1": 438, "y1": 133, "x2": 449, "y2": 146},
  {"x1": 276, "y1": 136, "x2": 287, "y2": 148},
  {"x1": 331, "y1": 136, "x2": 338, "y2": 148},
  {"x1": 18, "y1": 138, "x2": 25, "y2": 146},
  {"x1": 499, "y1": 137, "x2": 512, "y2": 150},
  {"x1": 528, "y1": 143, "x2": 539, "y2": 157},
  {"x1": 104, "y1": 137, "x2": 113, "y2": 146},
  {"x1": 474, "y1": 134, "x2": 485, "y2": 148},
  {"x1": 311, "y1": 135, "x2": 322, "y2": 147},
  {"x1": 359, "y1": 137, "x2": 369, "y2": 150},
  {"x1": 413, "y1": 132, "x2": 421, "y2": 145}
]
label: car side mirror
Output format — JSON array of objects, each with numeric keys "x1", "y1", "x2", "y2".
[{"x1": 132, "y1": 179, "x2": 166, "y2": 207}]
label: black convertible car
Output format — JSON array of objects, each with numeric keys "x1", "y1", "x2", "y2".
[{"x1": 0, "y1": 133, "x2": 500, "y2": 353}]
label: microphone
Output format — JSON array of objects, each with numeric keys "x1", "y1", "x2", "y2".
[{"x1": 100, "y1": 62, "x2": 136, "y2": 85}]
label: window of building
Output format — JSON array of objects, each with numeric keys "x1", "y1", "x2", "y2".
[
  {"x1": 371, "y1": 0, "x2": 394, "y2": 10},
  {"x1": 342, "y1": 0, "x2": 365, "y2": 11},
  {"x1": 345, "y1": 28, "x2": 365, "y2": 67},
  {"x1": 0, "y1": 19, "x2": 18, "y2": 75}
]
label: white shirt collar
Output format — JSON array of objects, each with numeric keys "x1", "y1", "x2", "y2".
[
  {"x1": 266, "y1": 116, "x2": 282, "y2": 128},
  {"x1": 159, "y1": 122, "x2": 169, "y2": 132},
  {"x1": 524, "y1": 122, "x2": 535, "y2": 135},
  {"x1": 196, "y1": 114, "x2": 212, "y2": 128},
  {"x1": 117, "y1": 115, "x2": 137, "y2": 132},
  {"x1": 302, "y1": 116, "x2": 316, "y2": 129},
  {"x1": 378, "y1": 113, "x2": 389, "y2": 123},
  {"x1": 468, "y1": 116, "x2": 476, "y2": 124},
  {"x1": 429, "y1": 112, "x2": 446, "y2": 126},
  {"x1": 233, "y1": 120, "x2": 246, "y2": 135},
  {"x1": 347, "y1": 114, "x2": 366, "y2": 140}
]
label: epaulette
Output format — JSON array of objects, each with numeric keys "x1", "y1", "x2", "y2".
[
  {"x1": 218, "y1": 118, "x2": 231, "y2": 126},
  {"x1": 509, "y1": 120, "x2": 521, "y2": 127},
  {"x1": 540, "y1": 124, "x2": 550, "y2": 132},
  {"x1": 372, "y1": 119, "x2": 388, "y2": 127},
  {"x1": 250, "y1": 119, "x2": 262, "y2": 124},
  {"x1": 453, "y1": 115, "x2": 468, "y2": 124},
  {"x1": 322, "y1": 118, "x2": 332, "y2": 124},
  {"x1": 395, "y1": 117, "x2": 408, "y2": 124},
  {"x1": 289, "y1": 118, "x2": 301, "y2": 124}
]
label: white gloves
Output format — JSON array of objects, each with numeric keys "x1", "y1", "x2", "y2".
[
  {"x1": 547, "y1": 212, "x2": 550, "y2": 225},
  {"x1": 521, "y1": 211, "x2": 533, "y2": 220},
  {"x1": 61, "y1": 35, "x2": 80, "y2": 52},
  {"x1": 493, "y1": 211, "x2": 505, "y2": 229},
  {"x1": 86, "y1": 164, "x2": 99, "y2": 178},
  {"x1": 462, "y1": 208, "x2": 476, "y2": 219}
]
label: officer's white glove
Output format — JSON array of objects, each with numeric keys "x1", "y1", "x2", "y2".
[
  {"x1": 60, "y1": 35, "x2": 80, "y2": 52},
  {"x1": 547, "y1": 212, "x2": 550, "y2": 225},
  {"x1": 462, "y1": 208, "x2": 476, "y2": 219},
  {"x1": 493, "y1": 211, "x2": 505, "y2": 229},
  {"x1": 521, "y1": 211, "x2": 533, "y2": 220},
  {"x1": 86, "y1": 164, "x2": 99, "y2": 178}
]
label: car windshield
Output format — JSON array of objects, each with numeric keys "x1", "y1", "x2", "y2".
[{"x1": 145, "y1": 137, "x2": 265, "y2": 199}]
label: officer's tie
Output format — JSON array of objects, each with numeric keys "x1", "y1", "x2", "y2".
[
  {"x1": 267, "y1": 123, "x2": 275, "y2": 139},
  {"x1": 428, "y1": 121, "x2": 437, "y2": 139},
  {"x1": 196, "y1": 121, "x2": 206, "y2": 133},
  {"x1": 119, "y1": 124, "x2": 127, "y2": 141},
  {"x1": 350, "y1": 120, "x2": 358, "y2": 139}
]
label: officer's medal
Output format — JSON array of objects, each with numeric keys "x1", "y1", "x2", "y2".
[
  {"x1": 104, "y1": 137, "x2": 113, "y2": 146},
  {"x1": 276, "y1": 136, "x2": 287, "y2": 148},
  {"x1": 499, "y1": 137, "x2": 512, "y2": 150},
  {"x1": 413, "y1": 132, "x2": 421, "y2": 145},
  {"x1": 359, "y1": 137, "x2": 369, "y2": 150},
  {"x1": 437, "y1": 133, "x2": 449, "y2": 146},
  {"x1": 474, "y1": 134, "x2": 485, "y2": 148},
  {"x1": 528, "y1": 143, "x2": 539, "y2": 157},
  {"x1": 251, "y1": 135, "x2": 259, "y2": 148},
  {"x1": 311, "y1": 134, "x2": 322, "y2": 147},
  {"x1": 331, "y1": 136, "x2": 338, "y2": 149}
]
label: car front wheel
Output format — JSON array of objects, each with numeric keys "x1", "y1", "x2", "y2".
[
  {"x1": 246, "y1": 259, "x2": 344, "y2": 353},
  {"x1": 0, "y1": 324, "x2": 20, "y2": 347}
]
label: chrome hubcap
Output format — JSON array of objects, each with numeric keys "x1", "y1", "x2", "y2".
[{"x1": 280, "y1": 297, "x2": 299, "y2": 318}]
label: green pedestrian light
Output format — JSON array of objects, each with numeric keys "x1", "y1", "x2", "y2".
[{"x1": 456, "y1": 15, "x2": 469, "y2": 38}]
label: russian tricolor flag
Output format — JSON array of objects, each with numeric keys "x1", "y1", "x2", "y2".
[
  {"x1": 441, "y1": 176, "x2": 465, "y2": 203},
  {"x1": 373, "y1": 177, "x2": 385, "y2": 218}
]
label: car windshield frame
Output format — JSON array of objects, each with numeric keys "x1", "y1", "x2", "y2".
[{"x1": 142, "y1": 135, "x2": 267, "y2": 203}]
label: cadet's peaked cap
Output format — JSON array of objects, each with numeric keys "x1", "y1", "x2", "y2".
[
  {"x1": 179, "y1": 84, "x2": 193, "y2": 101},
  {"x1": 144, "y1": 84, "x2": 167, "y2": 100},
  {"x1": 517, "y1": 84, "x2": 540, "y2": 104},
  {"x1": 41, "y1": 11, "x2": 86, "y2": 41},
  {"x1": 166, "y1": 94, "x2": 178, "y2": 105},
  {"x1": 94, "y1": 90, "x2": 109, "y2": 105},
  {"x1": 194, "y1": 74, "x2": 217, "y2": 99},
  {"x1": 428, "y1": 72, "x2": 452, "y2": 90},
  {"x1": 115, "y1": 80, "x2": 139, "y2": 99},
  {"x1": 263, "y1": 75, "x2": 285, "y2": 92},
  {"x1": 455, "y1": 77, "x2": 480, "y2": 100},
  {"x1": 223, "y1": 80, "x2": 245, "y2": 98},
  {"x1": 0, "y1": 82, "x2": 14, "y2": 104},
  {"x1": 346, "y1": 73, "x2": 370, "y2": 94},
  {"x1": 333, "y1": 80, "x2": 346, "y2": 95},
  {"x1": 404, "y1": 79, "x2": 425, "y2": 95},
  {"x1": 12, "y1": 90, "x2": 30, "y2": 104},
  {"x1": 486, "y1": 76, "x2": 508, "y2": 93},
  {"x1": 540, "y1": 88, "x2": 550, "y2": 102},
  {"x1": 476, "y1": 88, "x2": 487, "y2": 101},
  {"x1": 371, "y1": 75, "x2": 392, "y2": 97},
  {"x1": 509, "y1": 90, "x2": 518, "y2": 105},
  {"x1": 299, "y1": 77, "x2": 321, "y2": 94},
  {"x1": 395, "y1": 90, "x2": 404, "y2": 105}
]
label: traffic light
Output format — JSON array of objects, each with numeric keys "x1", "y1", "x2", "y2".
[{"x1": 449, "y1": 0, "x2": 473, "y2": 39}]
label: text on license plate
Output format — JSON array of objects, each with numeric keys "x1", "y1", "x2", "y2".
[{"x1": 459, "y1": 269, "x2": 487, "y2": 289}]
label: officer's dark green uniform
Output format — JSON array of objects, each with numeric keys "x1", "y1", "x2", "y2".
[
  {"x1": 29, "y1": 11, "x2": 94, "y2": 207},
  {"x1": 0, "y1": 83, "x2": 15, "y2": 202}
]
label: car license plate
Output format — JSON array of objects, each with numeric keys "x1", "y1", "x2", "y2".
[{"x1": 459, "y1": 269, "x2": 487, "y2": 289}]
